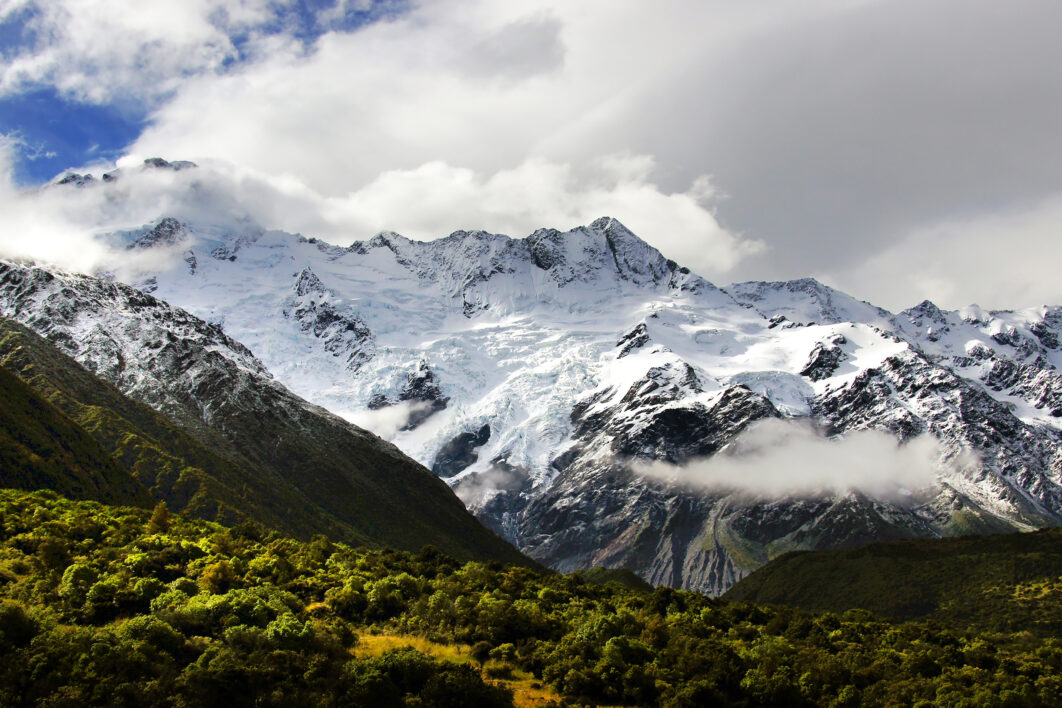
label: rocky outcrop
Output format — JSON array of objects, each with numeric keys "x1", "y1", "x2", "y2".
[
  {"x1": 129, "y1": 217, "x2": 187, "y2": 250},
  {"x1": 282, "y1": 267, "x2": 375, "y2": 370},
  {"x1": 433, "y1": 424, "x2": 491, "y2": 478},
  {"x1": 801, "y1": 336, "x2": 847, "y2": 381}
]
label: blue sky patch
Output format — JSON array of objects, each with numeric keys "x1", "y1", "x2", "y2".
[
  {"x1": 0, "y1": 0, "x2": 409, "y2": 185},
  {"x1": 0, "y1": 3, "x2": 40, "y2": 60},
  {"x1": 228, "y1": 0, "x2": 409, "y2": 60},
  {"x1": 0, "y1": 88, "x2": 147, "y2": 184}
]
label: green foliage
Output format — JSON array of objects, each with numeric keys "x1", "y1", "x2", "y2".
[
  {"x1": 0, "y1": 363, "x2": 153, "y2": 508},
  {"x1": 726, "y1": 528, "x2": 1062, "y2": 635},
  {"x1": 146, "y1": 501, "x2": 171, "y2": 533},
  {"x1": 1, "y1": 488, "x2": 1061, "y2": 706},
  {"x1": 0, "y1": 600, "x2": 37, "y2": 651}
]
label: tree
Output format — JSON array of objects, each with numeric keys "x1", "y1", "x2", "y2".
[{"x1": 147, "y1": 501, "x2": 171, "y2": 533}]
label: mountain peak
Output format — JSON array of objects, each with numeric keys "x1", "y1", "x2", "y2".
[
  {"x1": 142, "y1": 157, "x2": 197, "y2": 171},
  {"x1": 902, "y1": 299, "x2": 948, "y2": 323},
  {"x1": 128, "y1": 217, "x2": 187, "y2": 250}
]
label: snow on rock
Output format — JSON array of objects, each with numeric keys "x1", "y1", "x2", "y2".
[{"x1": 10, "y1": 196, "x2": 1062, "y2": 594}]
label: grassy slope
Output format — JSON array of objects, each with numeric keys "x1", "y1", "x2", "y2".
[
  {"x1": 354, "y1": 634, "x2": 564, "y2": 707},
  {"x1": 725, "y1": 528, "x2": 1062, "y2": 634},
  {"x1": 0, "y1": 318, "x2": 347, "y2": 539},
  {"x1": 0, "y1": 365, "x2": 153, "y2": 508},
  {"x1": 0, "y1": 318, "x2": 527, "y2": 565}
]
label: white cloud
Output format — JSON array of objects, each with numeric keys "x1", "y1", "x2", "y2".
[
  {"x1": 828, "y1": 194, "x2": 1062, "y2": 311},
  {"x1": 454, "y1": 463, "x2": 523, "y2": 507},
  {"x1": 0, "y1": 153, "x2": 757, "y2": 281},
  {"x1": 113, "y1": 0, "x2": 780, "y2": 273},
  {"x1": 5, "y1": 0, "x2": 1062, "y2": 308},
  {"x1": 340, "y1": 400, "x2": 434, "y2": 440},
  {"x1": 633, "y1": 418, "x2": 973, "y2": 500},
  {"x1": 0, "y1": 0, "x2": 286, "y2": 102}
]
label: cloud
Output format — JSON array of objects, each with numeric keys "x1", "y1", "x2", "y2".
[
  {"x1": 825, "y1": 193, "x2": 1062, "y2": 310},
  {"x1": 0, "y1": 153, "x2": 757, "y2": 280},
  {"x1": 0, "y1": 137, "x2": 174, "y2": 275},
  {"x1": 0, "y1": 0, "x2": 275, "y2": 103},
  {"x1": 0, "y1": 157, "x2": 240, "y2": 277},
  {"x1": 5, "y1": 0, "x2": 1062, "y2": 308},
  {"x1": 454, "y1": 464, "x2": 524, "y2": 507},
  {"x1": 340, "y1": 400, "x2": 433, "y2": 440},
  {"x1": 328, "y1": 155, "x2": 760, "y2": 277},
  {"x1": 633, "y1": 418, "x2": 974, "y2": 500}
]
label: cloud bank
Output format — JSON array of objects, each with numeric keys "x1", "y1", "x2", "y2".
[
  {"x1": 4, "y1": 0, "x2": 1062, "y2": 309},
  {"x1": 454, "y1": 464, "x2": 524, "y2": 508},
  {"x1": 633, "y1": 419, "x2": 972, "y2": 500},
  {"x1": 0, "y1": 151, "x2": 756, "y2": 281}
]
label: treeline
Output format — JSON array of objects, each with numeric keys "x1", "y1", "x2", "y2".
[
  {"x1": 725, "y1": 528, "x2": 1062, "y2": 636},
  {"x1": 1, "y1": 488, "x2": 1060, "y2": 707}
]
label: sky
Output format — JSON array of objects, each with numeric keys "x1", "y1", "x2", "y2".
[{"x1": 0, "y1": 0, "x2": 1060, "y2": 311}]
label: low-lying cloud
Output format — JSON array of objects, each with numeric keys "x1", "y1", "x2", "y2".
[
  {"x1": 341, "y1": 400, "x2": 433, "y2": 440},
  {"x1": 633, "y1": 418, "x2": 974, "y2": 500},
  {"x1": 0, "y1": 138, "x2": 188, "y2": 277},
  {"x1": 454, "y1": 464, "x2": 524, "y2": 508}
]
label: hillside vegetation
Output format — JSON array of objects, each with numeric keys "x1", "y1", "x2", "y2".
[
  {"x1": 725, "y1": 529, "x2": 1062, "y2": 636},
  {"x1": 1, "y1": 489, "x2": 1060, "y2": 707},
  {"x1": 0, "y1": 365, "x2": 153, "y2": 508}
]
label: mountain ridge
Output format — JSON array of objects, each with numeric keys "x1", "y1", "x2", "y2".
[{"x1": 6, "y1": 185, "x2": 1062, "y2": 591}]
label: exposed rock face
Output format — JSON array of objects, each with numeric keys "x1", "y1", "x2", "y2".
[
  {"x1": 433, "y1": 424, "x2": 491, "y2": 478},
  {"x1": 514, "y1": 379, "x2": 785, "y2": 591},
  {"x1": 282, "y1": 267, "x2": 375, "y2": 370},
  {"x1": 129, "y1": 218, "x2": 186, "y2": 250},
  {"x1": 801, "y1": 336, "x2": 847, "y2": 381},
  {"x1": 56, "y1": 173, "x2": 95, "y2": 187},
  {"x1": 398, "y1": 363, "x2": 449, "y2": 429},
  {"x1": 616, "y1": 323, "x2": 651, "y2": 359},
  {"x1": 142, "y1": 157, "x2": 197, "y2": 171}
]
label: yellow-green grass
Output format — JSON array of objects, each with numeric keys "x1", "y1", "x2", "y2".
[{"x1": 354, "y1": 633, "x2": 564, "y2": 706}]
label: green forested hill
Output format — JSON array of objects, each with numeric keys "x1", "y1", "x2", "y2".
[
  {"x1": 0, "y1": 318, "x2": 525, "y2": 565},
  {"x1": 1, "y1": 489, "x2": 1060, "y2": 707},
  {"x1": 0, "y1": 365, "x2": 153, "y2": 508},
  {"x1": 725, "y1": 528, "x2": 1062, "y2": 635}
]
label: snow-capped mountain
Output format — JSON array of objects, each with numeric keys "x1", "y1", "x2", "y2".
[
  {"x1": 0, "y1": 258, "x2": 526, "y2": 564},
  {"x1": 9, "y1": 165, "x2": 1062, "y2": 593}
]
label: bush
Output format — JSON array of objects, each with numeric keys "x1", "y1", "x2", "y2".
[{"x1": 0, "y1": 600, "x2": 36, "y2": 651}]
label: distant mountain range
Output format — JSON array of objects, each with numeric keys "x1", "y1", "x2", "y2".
[{"x1": 2, "y1": 160, "x2": 1061, "y2": 593}]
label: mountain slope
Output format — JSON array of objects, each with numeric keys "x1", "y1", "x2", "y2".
[
  {"x1": 0, "y1": 361, "x2": 153, "y2": 508},
  {"x1": 0, "y1": 316, "x2": 334, "y2": 533},
  {"x1": 0, "y1": 266, "x2": 526, "y2": 565},
  {"x1": 724, "y1": 527, "x2": 1062, "y2": 635},
  {"x1": 15, "y1": 170, "x2": 1062, "y2": 591},
  {"x1": 89, "y1": 209, "x2": 1062, "y2": 593}
]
